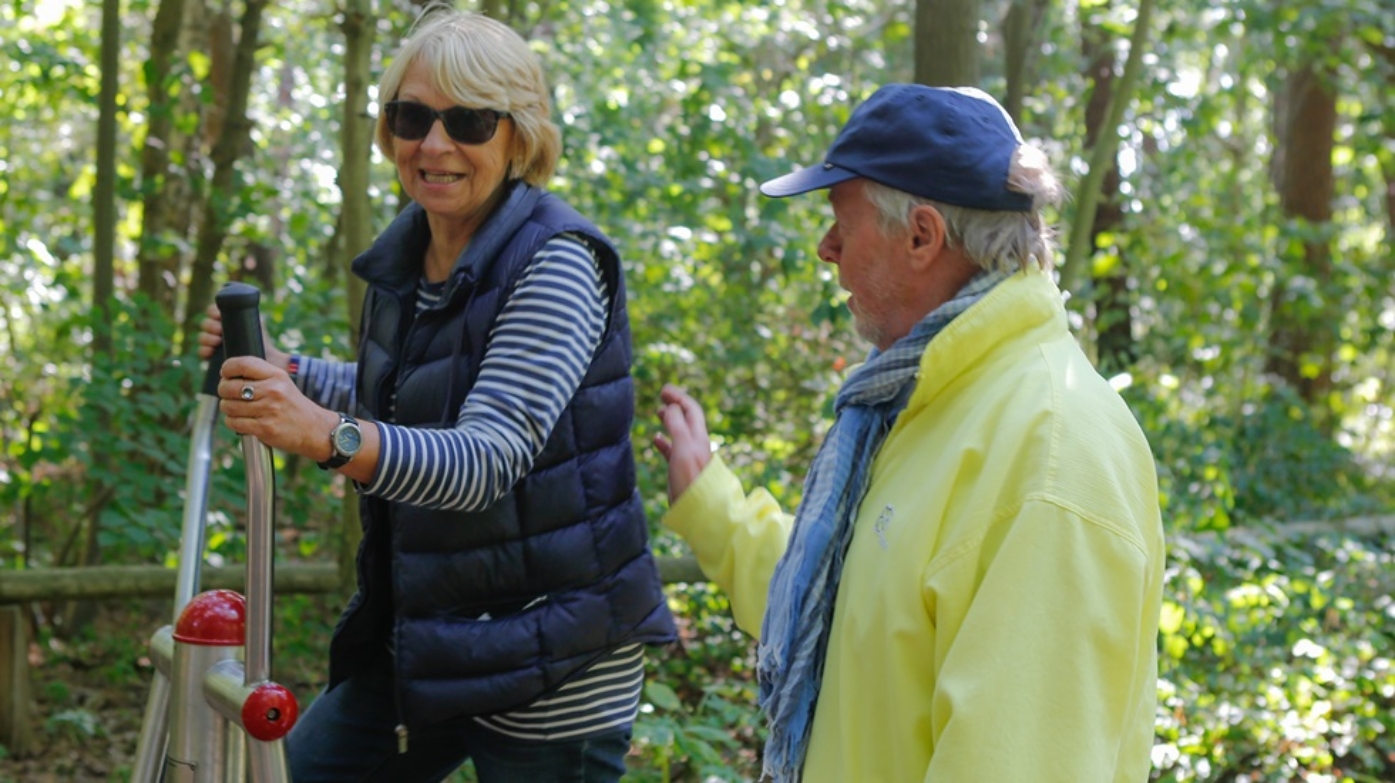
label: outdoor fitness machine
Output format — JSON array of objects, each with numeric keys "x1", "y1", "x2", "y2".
[{"x1": 131, "y1": 282, "x2": 298, "y2": 783}]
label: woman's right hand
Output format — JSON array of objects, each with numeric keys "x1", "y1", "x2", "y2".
[{"x1": 197, "y1": 303, "x2": 290, "y2": 371}]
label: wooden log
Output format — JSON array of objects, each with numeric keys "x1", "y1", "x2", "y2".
[
  {"x1": 0, "y1": 556, "x2": 706, "y2": 756},
  {"x1": 4, "y1": 512, "x2": 1392, "y2": 606},
  {"x1": 0, "y1": 606, "x2": 36, "y2": 756},
  {"x1": 0, "y1": 564, "x2": 341, "y2": 604},
  {"x1": 1174, "y1": 515, "x2": 1395, "y2": 550},
  {"x1": 657, "y1": 555, "x2": 705, "y2": 584},
  {"x1": 0, "y1": 557, "x2": 708, "y2": 605}
]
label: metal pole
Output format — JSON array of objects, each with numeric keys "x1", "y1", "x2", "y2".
[
  {"x1": 175, "y1": 391, "x2": 222, "y2": 614},
  {"x1": 162, "y1": 594, "x2": 244, "y2": 783},
  {"x1": 241, "y1": 435, "x2": 274, "y2": 686},
  {"x1": 133, "y1": 351, "x2": 226, "y2": 783},
  {"x1": 210, "y1": 282, "x2": 296, "y2": 782}
]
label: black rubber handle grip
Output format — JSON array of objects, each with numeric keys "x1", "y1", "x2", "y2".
[
  {"x1": 201, "y1": 344, "x2": 226, "y2": 396},
  {"x1": 214, "y1": 282, "x2": 266, "y2": 361}
]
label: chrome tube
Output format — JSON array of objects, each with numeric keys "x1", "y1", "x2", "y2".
[
  {"x1": 205, "y1": 659, "x2": 292, "y2": 783},
  {"x1": 240, "y1": 435, "x2": 275, "y2": 685},
  {"x1": 131, "y1": 626, "x2": 176, "y2": 782},
  {"x1": 224, "y1": 725, "x2": 247, "y2": 783},
  {"x1": 164, "y1": 642, "x2": 240, "y2": 783},
  {"x1": 131, "y1": 670, "x2": 171, "y2": 783},
  {"x1": 246, "y1": 738, "x2": 289, "y2": 783},
  {"x1": 174, "y1": 394, "x2": 220, "y2": 617}
]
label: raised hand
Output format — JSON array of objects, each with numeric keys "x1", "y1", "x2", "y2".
[{"x1": 654, "y1": 384, "x2": 712, "y2": 503}]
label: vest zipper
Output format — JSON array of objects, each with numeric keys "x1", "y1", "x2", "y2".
[
  {"x1": 392, "y1": 520, "x2": 408, "y2": 755},
  {"x1": 392, "y1": 650, "x2": 408, "y2": 753}
]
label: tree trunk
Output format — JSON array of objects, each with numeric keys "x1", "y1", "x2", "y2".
[
  {"x1": 1001, "y1": 0, "x2": 1048, "y2": 124},
  {"x1": 1081, "y1": 0, "x2": 1133, "y2": 373},
  {"x1": 478, "y1": 0, "x2": 504, "y2": 20},
  {"x1": 182, "y1": 0, "x2": 271, "y2": 351},
  {"x1": 1374, "y1": 44, "x2": 1395, "y2": 252},
  {"x1": 340, "y1": 0, "x2": 374, "y2": 348},
  {"x1": 1059, "y1": 0, "x2": 1155, "y2": 300},
  {"x1": 915, "y1": 0, "x2": 980, "y2": 87},
  {"x1": 232, "y1": 57, "x2": 296, "y2": 293},
  {"x1": 336, "y1": 0, "x2": 376, "y2": 595},
  {"x1": 244, "y1": 241, "x2": 276, "y2": 292},
  {"x1": 0, "y1": 607, "x2": 35, "y2": 757},
  {"x1": 1265, "y1": 61, "x2": 1337, "y2": 407},
  {"x1": 135, "y1": 0, "x2": 189, "y2": 318},
  {"x1": 204, "y1": 9, "x2": 235, "y2": 150},
  {"x1": 94, "y1": 0, "x2": 119, "y2": 360},
  {"x1": 72, "y1": 0, "x2": 123, "y2": 634}
]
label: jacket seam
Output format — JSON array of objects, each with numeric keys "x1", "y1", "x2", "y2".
[{"x1": 923, "y1": 492, "x2": 1149, "y2": 583}]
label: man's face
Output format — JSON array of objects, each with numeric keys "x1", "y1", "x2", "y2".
[{"x1": 818, "y1": 179, "x2": 909, "y2": 350}]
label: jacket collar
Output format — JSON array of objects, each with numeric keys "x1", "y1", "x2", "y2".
[
  {"x1": 352, "y1": 180, "x2": 544, "y2": 303},
  {"x1": 903, "y1": 268, "x2": 1067, "y2": 415}
]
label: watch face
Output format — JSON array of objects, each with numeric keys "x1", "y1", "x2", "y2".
[{"x1": 335, "y1": 423, "x2": 363, "y2": 455}]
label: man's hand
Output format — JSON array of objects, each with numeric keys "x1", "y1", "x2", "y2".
[{"x1": 654, "y1": 384, "x2": 712, "y2": 504}]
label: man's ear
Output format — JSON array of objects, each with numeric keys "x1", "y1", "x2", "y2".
[{"x1": 907, "y1": 204, "x2": 946, "y2": 271}]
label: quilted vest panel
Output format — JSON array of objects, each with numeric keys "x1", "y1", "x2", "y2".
[{"x1": 328, "y1": 184, "x2": 676, "y2": 727}]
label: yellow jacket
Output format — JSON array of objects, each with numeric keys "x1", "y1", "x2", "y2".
[{"x1": 664, "y1": 269, "x2": 1164, "y2": 782}]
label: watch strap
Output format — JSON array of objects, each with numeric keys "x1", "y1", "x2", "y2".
[{"x1": 317, "y1": 413, "x2": 360, "y2": 470}]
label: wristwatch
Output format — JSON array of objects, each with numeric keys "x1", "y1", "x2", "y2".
[{"x1": 317, "y1": 413, "x2": 363, "y2": 470}]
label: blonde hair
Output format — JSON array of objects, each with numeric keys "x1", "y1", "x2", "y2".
[
  {"x1": 375, "y1": 7, "x2": 561, "y2": 186},
  {"x1": 865, "y1": 144, "x2": 1065, "y2": 273}
]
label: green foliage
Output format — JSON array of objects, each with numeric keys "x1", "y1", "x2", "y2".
[
  {"x1": 1127, "y1": 380, "x2": 1395, "y2": 532},
  {"x1": 632, "y1": 681, "x2": 754, "y2": 782},
  {"x1": 1, "y1": 0, "x2": 1393, "y2": 779},
  {"x1": 45, "y1": 709, "x2": 103, "y2": 742},
  {"x1": 1154, "y1": 532, "x2": 1395, "y2": 781},
  {"x1": 67, "y1": 297, "x2": 207, "y2": 559},
  {"x1": 630, "y1": 584, "x2": 764, "y2": 780},
  {"x1": 538, "y1": 0, "x2": 903, "y2": 529}
]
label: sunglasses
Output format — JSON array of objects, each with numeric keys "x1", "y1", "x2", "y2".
[{"x1": 384, "y1": 101, "x2": 509, "y2": 145}]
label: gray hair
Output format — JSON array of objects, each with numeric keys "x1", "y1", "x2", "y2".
[
  {"x1": 864, "y1": 144, "x2": 1065, "y2": 273},
  {"x1": 375, "y1": 6, "x2": 561, "y2": 186}
]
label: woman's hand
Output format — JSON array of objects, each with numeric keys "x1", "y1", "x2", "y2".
[
  {"x1": 198, "y1": 303, "x2": 290, "y2": 372},
  {"x1": 654, "y1": 384, "x2": 712, "y2": 504},
  {"x1": 218, "y1": 356, "x2": 337, "y2": 462}
]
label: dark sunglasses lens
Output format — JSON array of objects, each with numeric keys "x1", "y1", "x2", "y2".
[
  {"x1": 442, "y1": 107, "x2": 499, "y2": 144},
  {"x1": 386, "y1": 102, "x2": 434, "y2": 140}
]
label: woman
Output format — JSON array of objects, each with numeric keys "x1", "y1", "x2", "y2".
[{"x1": 199, "y1": 9, "x2": 675, "y2": 781}]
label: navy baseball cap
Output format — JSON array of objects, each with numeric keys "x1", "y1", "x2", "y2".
[{"x1": 760, "y1": 84, "x2": 1033, "y2": 212}]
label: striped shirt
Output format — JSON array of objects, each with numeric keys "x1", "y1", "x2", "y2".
[{"x1": 292, "y1": 233, "x2": 644, "y2": 740}]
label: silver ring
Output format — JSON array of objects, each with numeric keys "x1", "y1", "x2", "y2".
[{"x1": 240, "y1": 384, "x2": 255, "y2": 402}]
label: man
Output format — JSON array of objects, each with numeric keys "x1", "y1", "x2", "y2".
[{"x1": 655, "y1": 84, "x2": 1165, "y2": 782}]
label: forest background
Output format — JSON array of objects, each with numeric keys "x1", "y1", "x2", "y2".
[{"x1": 1, "y1": 0, "x2": 1393, "y2": 779}]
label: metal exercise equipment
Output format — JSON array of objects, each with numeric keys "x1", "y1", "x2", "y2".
[{"x1": 132, "y1": 282, "x2": 299, "y2": 782}]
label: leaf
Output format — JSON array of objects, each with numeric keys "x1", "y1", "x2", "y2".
[
  {"x1": 645, "y1": 681, "x2": 683, "y2": 713},
  {"x1": 1159, "y1": 600, "x2": 1187, "y2": 635}
]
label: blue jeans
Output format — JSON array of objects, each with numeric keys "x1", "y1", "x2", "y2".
[{"x1": 286, "y1": 657, "x2": 631, "y2": 783}]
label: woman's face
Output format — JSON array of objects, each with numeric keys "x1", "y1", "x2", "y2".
[{"x1": 391, "y1": 59, "x2": 516, "y2": 235}]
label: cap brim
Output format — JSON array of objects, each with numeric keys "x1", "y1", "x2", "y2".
[{"x1": 759, "y1": 163, "x2": 857, "y2": 198}]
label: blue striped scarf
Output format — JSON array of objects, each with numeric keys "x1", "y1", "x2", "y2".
[{"x1": 757, "y1": 270, "x2": 1006, "y2": 781}]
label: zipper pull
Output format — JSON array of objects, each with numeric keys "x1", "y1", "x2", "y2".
[{"x1": 396, "y1": 724, "x2": 409, "y2": 754}]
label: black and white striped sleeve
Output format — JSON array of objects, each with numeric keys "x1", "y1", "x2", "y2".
[
  {"x1": 290, "y1": 356, "x2": 356, "y2": 413},
  {"x1": 364, "y1": 234, "x2": 609, "y2": 510}
]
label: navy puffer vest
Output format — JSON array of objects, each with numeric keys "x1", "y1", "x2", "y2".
[{"x1": 327, "y1": 182, "x2": 676, "y2": 728}]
